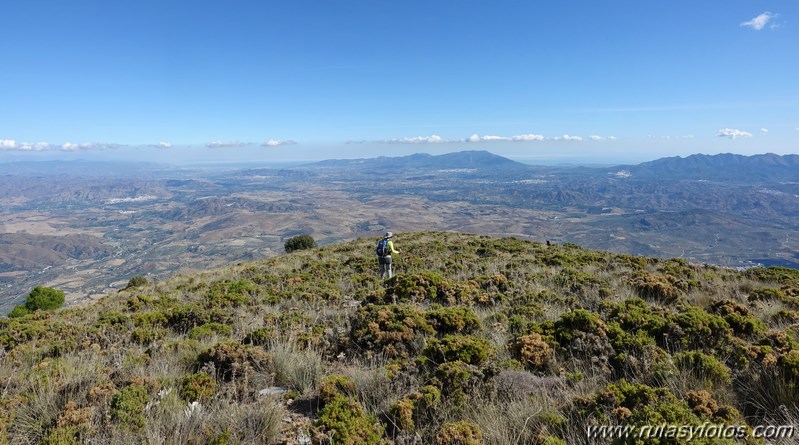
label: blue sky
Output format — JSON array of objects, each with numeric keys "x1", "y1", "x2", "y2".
[{"x1": 1, "y1": 0, "x2": 797, "y2": 164}]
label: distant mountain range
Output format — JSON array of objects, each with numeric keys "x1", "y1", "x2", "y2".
[
  {"x1": 3, "y1": 152, "x2": 796, "y2": 182},
  {"x1": 617, "y1": 153, "x2": 799, "y2": 182},
  {"x1": 306, "y1": 150, "x2": 529, "y2": 171},
  {"x1": 308, "y1": 150, "x2": 799, "y2": 182}
]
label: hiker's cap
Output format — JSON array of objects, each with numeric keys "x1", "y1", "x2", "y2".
[{"x1": 385, "y1": 232, "x2": 394, "y2": 238}]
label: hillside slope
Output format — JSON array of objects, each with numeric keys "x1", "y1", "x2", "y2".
[{"x1": 1, "y1": 232, "x2": 798, "y2": 444}]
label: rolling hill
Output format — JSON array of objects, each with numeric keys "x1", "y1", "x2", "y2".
[{"x1": 1, "y1": 232, "x2": 797, "y2": 444}]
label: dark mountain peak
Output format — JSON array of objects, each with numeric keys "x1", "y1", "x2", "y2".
[{"x1": 433, "y1": 150, "x2": 524, "y2": 167}]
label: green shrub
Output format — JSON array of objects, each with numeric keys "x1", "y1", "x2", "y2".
[
  {"x1": 749, "y1": 266, "x2": 799, "y2": 286},
  {"x1": 535, "y1": 309, "x2": 615, "y2": 371},
  {"x1": 666, "y1": 307, "x2": 732, "y2": 351},
  {"x1": 547, "y1": 309, "x2": 607, "y2": 344},
  {"x1": 658, "y1": 258, "x2": 696, "y2": 280},
  {"x1": 535, "y1": 436, "x2": 566, "y2": 445},
  {"x1": 684, "y1": 390, "x2": 740, "y2": 423},
  {"x1": 130, "y1": 326, "x2": 167, "y2": 345},
  {"x1": 510, "y1": 333, "x2": 553, "y2": 371},
  {"x1": 124, "y1": 294, "x2": 151, "y2": 311},
  {"x1": 166, "y1": 303, "x2": 230, "y2": 333},
  {"x1": 0, "y1": 311, "x2": 51, "y2": 348},
  {"x1": 26, "y1": 286, "x2": 65, "y2": 311},
  {"x1": 576, "y1": 380, "x2": 744, "y2": 444},
  {"x1": 243, "y1": 327, "x2": 276, "y2": 346},
  {"x1": 758, "y1": 331, "x2": 799, "y2": 354},
  {"x1": 284, "y1": 234, "x2": 317, "y2": 253},
  {"x1": 779, "y1": 350, "x2": 799, "y2": 384},
  {"x1": 350, "y1": 304, "x2": 434, "y2": 358},
  {"x1": 41, "y1": 426, "x2": 81, "y2": 445},
  {"x1": 388, "y1": 386, "x2": 441, "y2": 432},
  {"x1": 389, "y1": 396, "x2": 417, "y2": 432},
  {"x1": 749, "y1": 287, "x2": 785, "y2": 303},
  {"x1": 629, "y1": 272, "x2": 683, "y2": 303},
  {"x1": 315, "y1": 394, "x2": 385, "y2": 445},
  {"x1": 205, "y1": 280, "x2": 256, "y2": 308},
  {"x1": 96, "y1": 311, "x2": 130, "y2": 327},
  {"x1": 433, "y1": 361, "x2": 484, "y2": 409},
  {"x1": 9, "y1": 286, "x2": 66, "y2": 317},
  {"x1": 673, "y1": 351, "x2": 732, "y2": 387},
  {"x1": 424, "y1": 335, "x2": 493, "y2": 367},
  {"x1": 435, "y1": 420, "x2": 484, "y2": 445},
  {"x1": 111, "y1": 384, "x2": 150, "y2": 430},
  {"x1": 319, "y1": 375, "x2": 357, "y2": 404},
  {"x1": 7, "y1": 305, "x2": 30, "y2": 318},
  {"x1": 605, "y1": 298, "x2": 670, "y2": 335},
  {"x1": 188, "y1": 322, "x2": 233, "y2": 340},
  {"x1": 386, "y1": 272, "x2": 449, "y2": 303},
  {"x1": 553, "y1": 267, "x2": 604, "y2": 294},
  {"x1": 474, "y1": 273, "x2": 509, "y2": 292},
  {"x1": 179, "y1": 372, "x2": 217, "y2": 402},
  {"x1": 126, "y1": 275, "x2": 148, "y2": 289},
  {"x1": 196, "y1": 342, "x2": 271, "y2": 381},
  {"x1": 132, "y1": 310, "x2": 168, "y2": 328},
  {"x1": 385, "y1": 273, "x2": 483, "y2": 305},
  {"x1": 426, "y1": 307, "x2": 480, "y2": 335},
  {"x1": 707, "y1": 300, "x2": 767, "y2": 338}
]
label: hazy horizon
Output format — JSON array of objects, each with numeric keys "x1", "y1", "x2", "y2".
[{"x1": 0, "y1": 146, "x2": 790, "y2": 169}]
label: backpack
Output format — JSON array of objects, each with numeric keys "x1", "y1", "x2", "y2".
[{"x1": 376, "y1": 239, "x2": 390, "y2": 257}]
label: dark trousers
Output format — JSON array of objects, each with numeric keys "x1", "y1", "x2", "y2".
[{"x1": 378, "y1": 256, "x2": 393, "y2": 279}]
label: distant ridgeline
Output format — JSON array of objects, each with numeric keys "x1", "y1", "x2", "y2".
[
  {"x1": 613, "y1": 153, "x2": 799, "y2": 182},
  {"x1": 305, "y1": 150, "x2": 531, "y2": 171}
]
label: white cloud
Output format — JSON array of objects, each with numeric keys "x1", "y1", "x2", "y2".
[
  {"x1": 385, "y1": 135, "x2": 448, "y2": 144},
  {"x1": 261, "y1": 139, "x2": 297, "y2": 147},
  {"x1": 647, "y1": 135, "x2": 695, "y2": 140},
  {"x1": 467, "y1": 134, "x2": 505, "y2": 142},
  {"x1": 511, "y1": 134, "x2": 545, "y2": 142},
  {"x1": 741, "y1": 12, "x2": 777, "y2": 31},
  {"x1": 158, "y1": 141, "x2": 172, "y2": 148},
  {"x1": 466, "y1": 133, "x2": 545, "y2": 142},
  {"x1": 206, "y1": 140, "x2": 248, "y2": 148},
  {"x1": 60, "y1": 142, "x2": 121, "y2": 151},
  {"x1": 717, "y1": 128, "x2": 752, "y2": 139},
  {"x1": 1, "y1": 140, "x2": 121, "y2": 152},
  {"x1": 383, "y1": 132, "x2": 606, "y2": 144},
  {"x1": 19, "y1": 142, "x2": 52, "y2": 151},
  {"x1": 584, "y1": 135, "x2": 618, "y2": 141},
  {"x1": 760, "y1": 128, "x2": 768, "y2": 133}
]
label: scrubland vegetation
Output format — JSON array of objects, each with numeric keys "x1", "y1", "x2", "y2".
[{"x1": 1, "y1": 231, "x2": 798, "y2": 444}]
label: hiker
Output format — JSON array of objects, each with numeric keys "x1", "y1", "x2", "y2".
[{"x1": 376, "y1": 232, "x2": 401, "y2": 279}]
